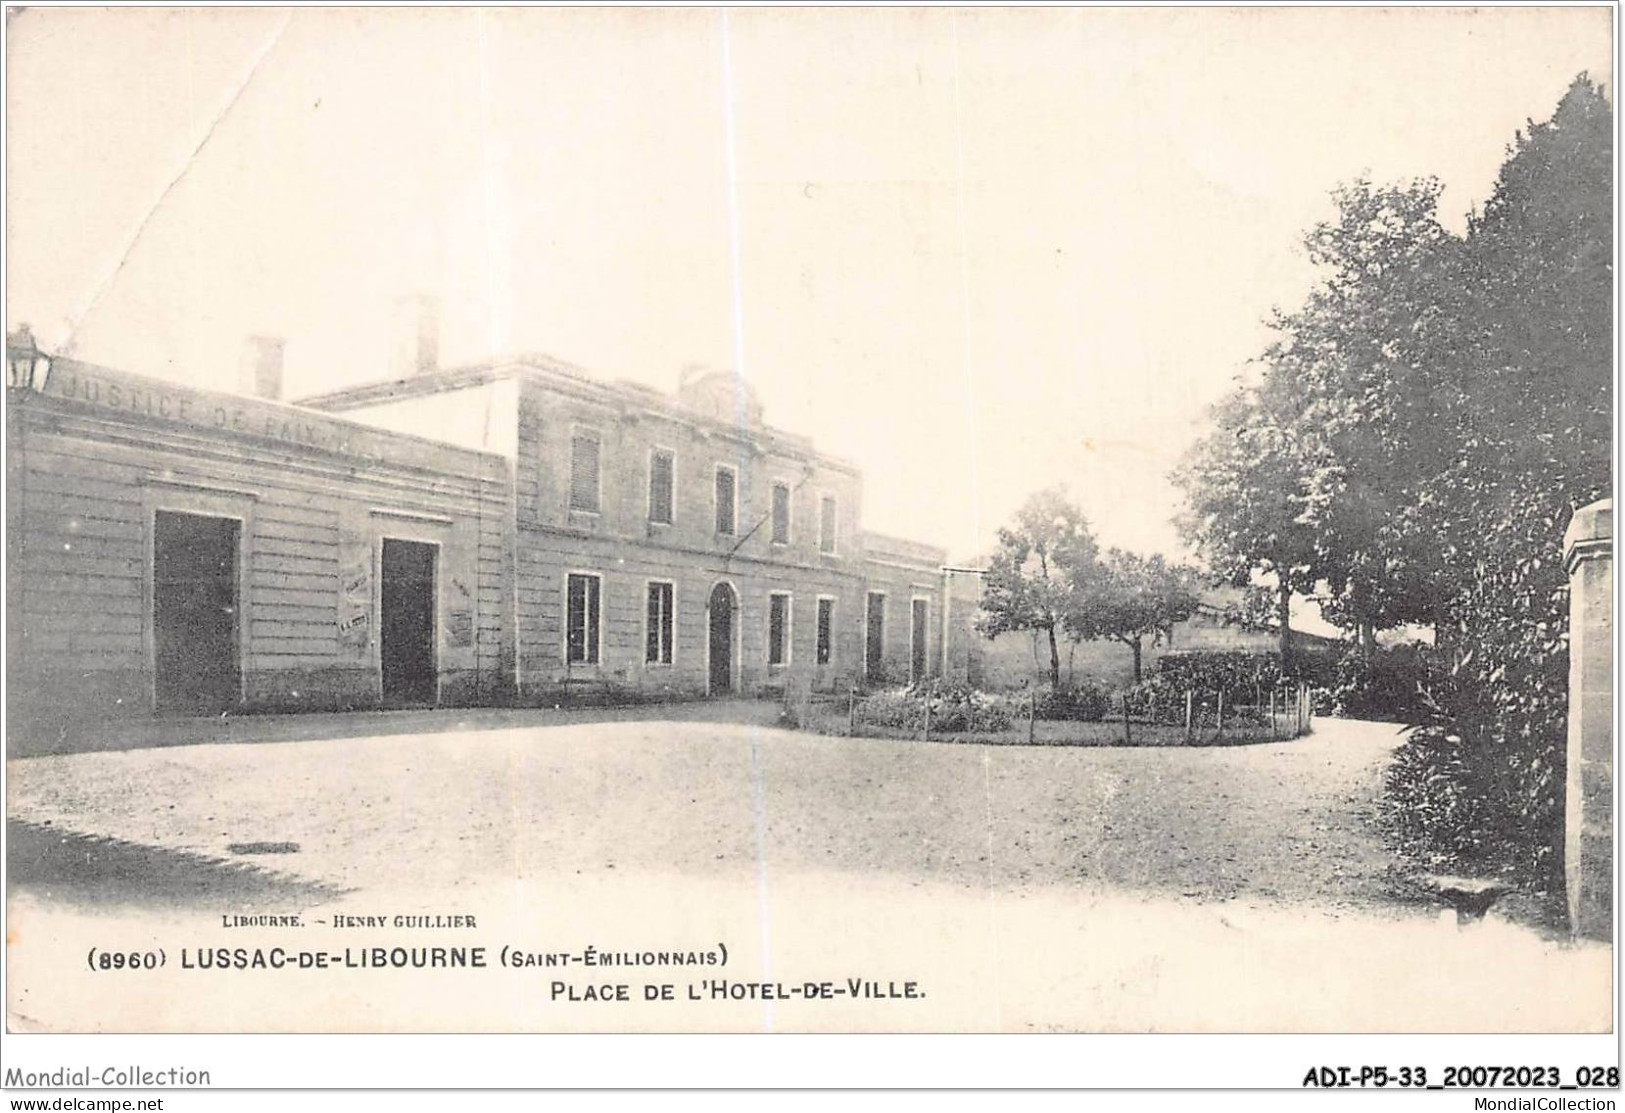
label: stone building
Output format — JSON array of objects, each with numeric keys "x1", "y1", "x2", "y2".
[
  {"x1": 298, "y1": 335, "x2": 950, "y2": 703},
  {"x1": 7, "y1": 303, "x2": 960, "y2": 734},
  {"x1": 6, "y1": 340, "x2": 512, "y2": 738}
]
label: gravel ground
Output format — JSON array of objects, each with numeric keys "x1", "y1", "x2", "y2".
[
  {"x1": 8, "y1": 715, "x2": 1610, "y2": 1034},
  {"x1": 9, "y1": 714, "x2": 1405, "y2": 909}
]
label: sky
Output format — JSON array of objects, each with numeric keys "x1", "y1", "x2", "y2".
[{"x1": 5, "y1": 6, "x2": 1614, "y2": 591}]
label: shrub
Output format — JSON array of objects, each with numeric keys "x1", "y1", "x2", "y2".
[
  {"x1": 1034, "y1": 683, "x2": 1109, "y2": 722},
  {"x1": 852, "y1": 689, "x2": 918, "y2": 730},
  {"x1": 1327, "y1": 642, "x2": 1438, "y2": 720},
  {"x1": 1380, "y1": 723, "x2": 1494, "y2": 869},
  {"x1": 1155, "y1": 651, "x2": 1285, "y2": 700},
  {"x1": 1120, "y1": 671, "x2": 1298, "y2": 729},
  {"x1": 853, "y1": 681, "x2": 1014, "y2": 734},
  {"x1": 1119, "y1": 673, "x2": 1189, "y2": 723}
]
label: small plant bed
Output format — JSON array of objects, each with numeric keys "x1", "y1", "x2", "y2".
[{"x1": 790, "y1": 686, "x2": 1313, "y2": 748}]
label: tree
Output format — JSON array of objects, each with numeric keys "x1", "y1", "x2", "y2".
[
  {"x1": 1262, "y1": 177, "x2": 1463, "y2": 648},
  {"x1": 1175, "y1": 75, "x2": 1612, "y2": 885},
  {"x1": 1176, "y1": 177, "x2": 1468, "y2": 659},
  {"x1": 1070, "y1": 550, "x2": 1199, "y2": 682},
  {"x1": 977, "y1": 488, "x2": 1102, "y2": 689},
  {"x1": 1171, "y1": 385, "x2": 1318, "y2": 671},
  {"x1": 1390, "y1": 75, "x2": 1613, "y2": 884}
]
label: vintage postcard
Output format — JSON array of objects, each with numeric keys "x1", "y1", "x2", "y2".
[{"x1": 2, "y1": 3, "x2": 1615, "y2": 1088}]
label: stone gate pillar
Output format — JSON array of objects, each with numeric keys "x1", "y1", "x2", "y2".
[{"x1": 1563, "y1": 498, "x2": 1612, "y2": 940}]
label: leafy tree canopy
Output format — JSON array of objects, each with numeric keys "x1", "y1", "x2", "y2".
[
  {"x1": 1069, "y1": 550, "x2": 1200, "y2": 682},
  {"x1": 977, "y1": 487, "x2": 1103, "y2": 688}
]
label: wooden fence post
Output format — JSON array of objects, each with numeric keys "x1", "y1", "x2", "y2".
[
  {"x1": 1184, "y1": 690, "x2": 1193, "y2": 742},
  {"x1": 1028, "y1": 688, "x2": 1036, "y2": 744},
  {"x1": 847, "y1": 686, "x2": 857, "y2": 735},
  {"x1": 1122, "y1": 696, "x2": 1132, "y2": 745},
  {"x1": 1269, "y1": 690, "x2": 1277, "y2": 742},
  {"x1": 1216, "y1": 690, "x2": 1225, "y2": 740},
  {"x1": 923, "y1": 698, "x2": 932, "y2": 742}
]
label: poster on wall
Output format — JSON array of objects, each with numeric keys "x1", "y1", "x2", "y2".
[{"x1": 337, "y1": 538, "x2": 372, "y2": 657}]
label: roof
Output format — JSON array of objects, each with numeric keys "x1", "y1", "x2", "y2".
[
  {"x1": 861, "y1": 530, "x2": 948, "y2": 568},
  {"x1": 34, "y1": 356, "x2": 509, "y2": 483},
  {"x1": 296, "y1": 353, "x2": 864, "y2": 477}
]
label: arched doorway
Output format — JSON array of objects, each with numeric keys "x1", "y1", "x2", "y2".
[{"x1": 707, "y1": 582, "x2": 737, "y2": 696}]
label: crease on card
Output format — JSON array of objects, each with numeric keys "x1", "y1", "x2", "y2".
[
  {"x1": 983, "y1": 747, "x2": 1003, "y2": 1031},
  {"x1": 748, "y1": 728, "x2": 776, "y2": 1032},
  {"x1": 61, "y1": 12, "x2": 294, "y2": 355},
  {"x1": 949, "y1": 9, "x2": 982, "y2": 547}
]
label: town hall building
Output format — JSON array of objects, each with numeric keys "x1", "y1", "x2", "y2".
[
  {"x1": 7, "y1": 314, "x2": 954, "y2": 738},
  {"x1": 298, "y1": 315, "x2": 948, "y2": 705}
]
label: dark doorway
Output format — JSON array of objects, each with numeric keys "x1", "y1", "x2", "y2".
[
  {"x1": 866, "y1": 591, "x2": 886, "y2": 681},
  {"x1": 380, "y1": 539, "x2": 437, "y2": 706},
  {"x1": 708, "y1": 582, "x2": 735, "y2": 695},
  {"x1": 911, "y1": 598, "x2": 929, "y2": 683},
  {"x1": 153, "y1": 511, "x2": 241, "y2": 715}
]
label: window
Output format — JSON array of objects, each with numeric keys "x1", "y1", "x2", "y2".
[
  {"x1": 570, "y1": 430, "x2": 601, "y2": 513},
  {"x1": 771, "y1": 482, "x2": 791, "y2": 545},
  {"x1": 911, "y1": 597, "x2": 930, "y2": 683},
  {"x1": 715, "y1": 466, "x2": 737, "y2": 535},
  {"x1": 645, "y1": 581, "x2": 674, "y2": 665},
  {"x1": 816, "y1": 597, "x2": 835, "y2": 665},
  {"x1": 768, "y1": 592, "x2": 791, "y2": 666},
  {"x1": 819, "y1": 495, "x2": 838, "y2": 555},
  {"x1": 648, "y1": 449, "x2": 674, "y2": 525},
  {"x1": 865, "y1": 591, "x2": 885, "y2": 678},
  {"x1": 566, "y1": 573, "x2": 601, "y2": 665}
]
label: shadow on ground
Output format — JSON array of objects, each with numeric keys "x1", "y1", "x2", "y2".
[
  {"x1": 9, "y1": 699, "x2": 789, "y2": 758},
  {"x1": 6, "y1": 819, "x2": 344, "y2": 914}
]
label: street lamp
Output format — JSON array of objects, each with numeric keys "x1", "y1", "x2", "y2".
[{"x1": 6, "y1": 325, "x2": 51, "y2": 391}]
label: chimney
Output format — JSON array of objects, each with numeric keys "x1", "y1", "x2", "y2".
[
  {"x1": 393, "y1": 294, "x2": 440, "y2": 378},
  {"x1": 240, "y1": 335, "x2": 285, "y2": 400}
]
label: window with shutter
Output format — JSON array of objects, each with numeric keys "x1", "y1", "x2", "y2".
[
  {"x1": 715, "y1": 466, "x2": 737, "y2": 535},
  {"x1": 771, "y1": 482, "x2": 791, "y2": 544},
  {"x1": 649, "y1": 449, "x2": 674, "y2": 524},
  {"x1": 819, "y1": 495, "x2": 837, "y2": 554},
  {"x1": 570, "y1": 431, "x2": 601, "y2": 513}
]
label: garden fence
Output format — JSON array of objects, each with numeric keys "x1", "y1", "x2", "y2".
[{"x1": 786, "y1": 680, "x2": 1317, "y2": 747}]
